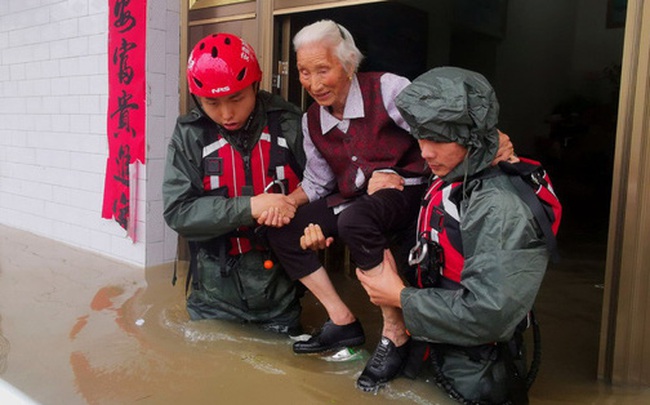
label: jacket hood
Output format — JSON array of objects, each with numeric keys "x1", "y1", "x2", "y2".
[{"x1": 395, "y1": 67, "x2": 499, "y2": 181}]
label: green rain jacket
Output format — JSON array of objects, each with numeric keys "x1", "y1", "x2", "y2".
[
  {"x1": 396, "y1": 66, "x2": 551, "y2": 403},
  {"x1": 163, "y1": 91, "x2": 305, "y2": 331},
  {"x1": 400, "y1": 174, "x2": 548, "y2": 345},
  {"x1": 396, "y1": 67, "x2": 549, "y2": 347}
]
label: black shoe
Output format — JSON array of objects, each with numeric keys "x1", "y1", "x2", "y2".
[
  {"x1": 293, "y1": 319, "x2": 365, "y2": 354},
  {"x1": 356, "y1": 336, "x2": 411, "y2": 392}
]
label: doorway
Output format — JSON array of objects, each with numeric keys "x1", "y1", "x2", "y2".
[
  {"x1": 271, "y1": 0, "x2": 622, "y2": 391},
  {"x1": 181, "y1": 0, "x2": 627, "y2": 389},
  {"x1": 273, "y1": 0, "x2": 618, "y2": 251},
  {"x1": 274, "y1": 2, "x2": 429, "y2": 111}
]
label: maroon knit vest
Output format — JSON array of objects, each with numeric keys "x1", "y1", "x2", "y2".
[{"x1": 306, "y1": 72, "x2": 426, "y2": 198}]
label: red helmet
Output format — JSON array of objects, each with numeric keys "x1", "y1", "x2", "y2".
[{"x1": 187, "y1": 33, "x2": 262, "y2": 97}]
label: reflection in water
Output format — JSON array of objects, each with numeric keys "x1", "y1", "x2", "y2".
[
  {"x1": 69, "y1": 283, "x2": 158, "y2": 404},
  {"x1": 89, "y1": 286, "x2": 125, "y2": 312},
  {"x1": 4, "y1": 225, "x2": 650, "y2": 404},
  {"x1": 69, "y1": 316, "x2": 89, "y2": 341},
  {"x1": 64, "y1": 268, "x2": 447, "y2": 405}
]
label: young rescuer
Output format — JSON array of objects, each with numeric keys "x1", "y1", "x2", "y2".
[
  {"x1": 163, "y1": 33, "x2": 306, "y2": 334},
  {"x1": 357, "y1": 66, "x2": 561, "y2": 404}
]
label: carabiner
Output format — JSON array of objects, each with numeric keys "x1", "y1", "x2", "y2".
[
  {"x1": 408, "y1": 239, "x2": 428, "y2": 266},
  {"x1": 263, "y1": 179, "x2": 287, "y2": 195}
]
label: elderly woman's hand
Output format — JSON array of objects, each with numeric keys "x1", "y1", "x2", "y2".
[
  {"x1": 257, "y1": 207, "x2": 292, "y2": 228},
  {"x1": 493, "y1": 130, "x2": 519, "y2": 164},
  {"x1": 367, "y1": 171, "x2": 405, "y2": 195},
  {"x1": 300, "y1": 223, "x2": 334, "y2": 251}
]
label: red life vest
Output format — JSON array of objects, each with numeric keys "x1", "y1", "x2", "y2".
[
  {"x1": 201, "y1": 124, "x2": 301, "y2": 255},
  {"x1": 412, "y1": 158, "x2": 562, "y2": 287},
  {"x1": 414, "y1": 178, "x2": 465, "y2": 285}
]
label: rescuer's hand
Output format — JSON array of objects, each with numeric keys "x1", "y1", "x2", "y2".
[{"x1": 357, "y1": 250, "x2": 405, "y2": 308}]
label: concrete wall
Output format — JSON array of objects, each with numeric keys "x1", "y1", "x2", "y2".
[{"x1": 0, "y1": 0, "x2": 180, "y2": 266}]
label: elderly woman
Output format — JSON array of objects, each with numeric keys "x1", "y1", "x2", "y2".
[
  {"x1": 265, "y1": 20, "x2": 512, "y2": 392},
  {"x1": 265, "y1": 19, "x2": 426, "y2": 392}
]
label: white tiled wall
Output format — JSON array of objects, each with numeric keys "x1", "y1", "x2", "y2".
[
  {"x1": 147, "y1": 0, "x2": 181, "y2": 266},
  {"x1": 0, "y1": 0, "x2": 180, "y2": 267}
]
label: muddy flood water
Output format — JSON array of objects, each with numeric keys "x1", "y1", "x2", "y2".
[{"x1": 2, "y1": 223, "x2": 650, "y2": 405}]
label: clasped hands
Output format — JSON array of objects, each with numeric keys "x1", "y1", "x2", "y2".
[
  {"x1": 252, "y1": 193, "x2": 297, "y2": 228},
  {"x1": 255, "y1": 171, "x2": 405, "y2": 228}
]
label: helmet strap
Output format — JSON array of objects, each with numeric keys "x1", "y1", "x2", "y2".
[{"x1": 191, "y1": 94, "x2": 207, "y2": 117}]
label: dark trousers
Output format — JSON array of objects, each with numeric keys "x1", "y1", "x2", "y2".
[{"x1": 267, "y1": 184, "x2": 425, "y2": 280}]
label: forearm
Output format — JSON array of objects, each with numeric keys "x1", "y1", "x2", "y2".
[
  {"x1": 164, "y1": 194, "x2": 253, "y2": 240},
  {"x1": 288, "y1": 185, "x2": 309, "y2": 207}
]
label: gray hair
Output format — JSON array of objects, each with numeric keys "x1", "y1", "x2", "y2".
[{"x1": 293, "y1": 19, "x2": 364, "y2": 74}]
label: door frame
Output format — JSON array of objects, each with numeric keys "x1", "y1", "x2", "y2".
[
  {"x1": 178, "y1": 0, "x2": 650, "y2": 385},
  {"x1": 598, "y1": 0, "x2": 650, "y2": 385}
]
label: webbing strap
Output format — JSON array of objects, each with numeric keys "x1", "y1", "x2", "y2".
[
  {"x1": 508, "y1": 174, "x2": 560, "y2": 263},
  {"x1": 186, "y1": 241, "x2": 200, "y2": 294},
  {"x1": 498, "y1": 340, "x2": 529, "y2": 405},
  {"x1": 476, "y1": 162, "x2": 561, "y2": 263},
  {"x1": 266, "y1": 110, "x2": 284, "y2": 177},
  {"x1": 266, "y1": 110, "x2": 303, "y2": 180}
]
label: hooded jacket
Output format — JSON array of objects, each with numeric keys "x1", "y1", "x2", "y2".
[{"x1": 395, "y1": 68, "x2": 550, "y2": 347}]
